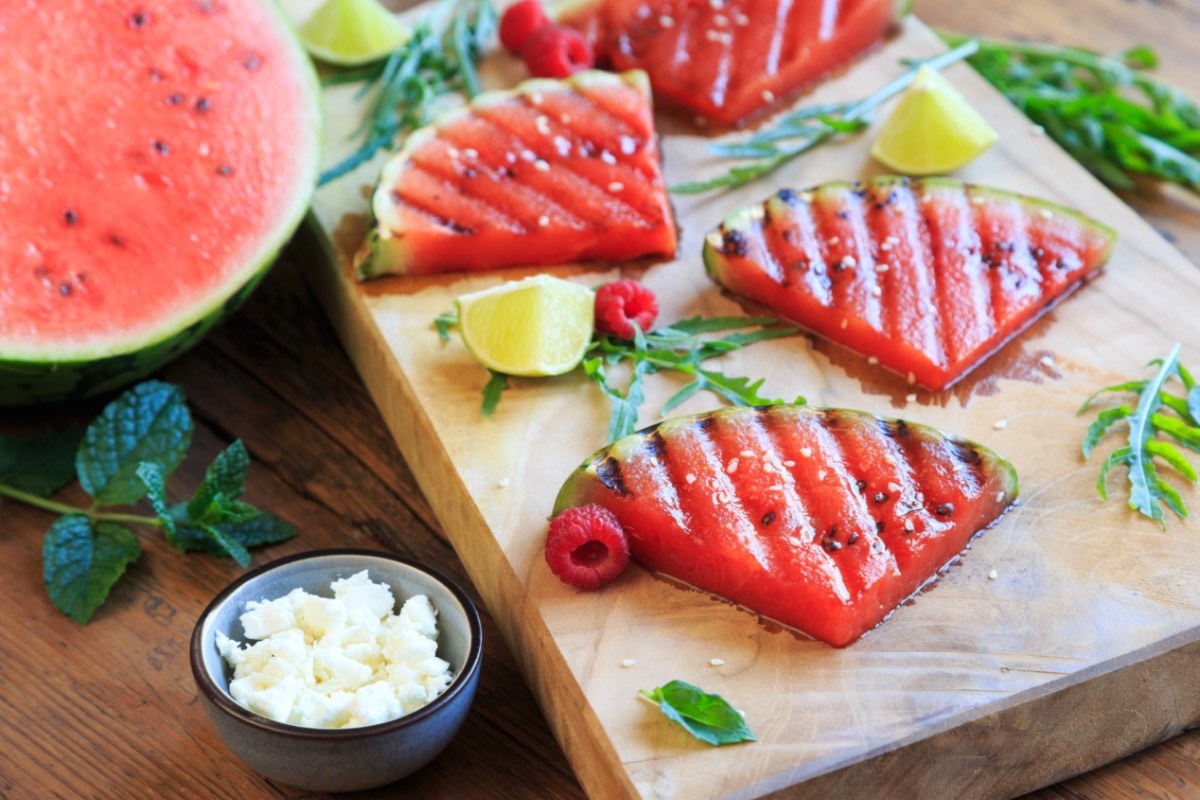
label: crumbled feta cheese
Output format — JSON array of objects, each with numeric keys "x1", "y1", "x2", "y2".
[{"x1": 218, "y1": 571, "x2": 451, "y2": 729}]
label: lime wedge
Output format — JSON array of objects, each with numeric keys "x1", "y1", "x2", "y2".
[
  {"x1": 298, "y1": 0, "x2": 411, "y2": 67},
  {"x1": 870, "y1": 65, "x2": 998, "y2": 175},
  {"x1": 455, "y1": 275, "x2": 595, "y2": 377}
]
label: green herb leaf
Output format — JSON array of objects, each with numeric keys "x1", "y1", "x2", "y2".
[
  {"x1": 43, "y1": 516, "x2": 141, "y2": 624},
  {"x1": 673, "y1": 40, "x2": 979, "y2": 194},
  {"x1": 76, "y1": 381, "x2": 192, "y2": 505},
  {"x1": 481, "y1": 370, "x2": 509, "y2": 417},
  {"x1": 640, "y1": 680, "x2": 756, "y2": 747},
  {"x1": 434, "y1": 310, "x2": 459, "y2": 342},
  {"x1": 136, "y1": 461, "x2": 177, "y2": 541},
  {"x1": 0, "y1": 427, "x2": 85, "y2": 497},
  {"x1": 186, "y1": 440, "x2": 249, "y2": 523},
  {"x1": 172, "y1": 512, "x2": 295, "y2": 556},
  {"x1": 192, "y1": 521, "x2": 252, "y2": 568},
  {"x1": 1080, "y1": 343, "x2": 1200, "y2": 526}
]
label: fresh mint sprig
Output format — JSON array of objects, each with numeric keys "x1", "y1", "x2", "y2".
[
  {"x1": 1079, "y1": 342, "x2": 1200, "y2": 527},
  {"x1": 318, "y1": 0, "x2": 496, "y2": 186},
  {"x1": 0, "y1": 380, "x2": 294, "y2": 624},
  {"x1": 671, "y1": 40, "x2": 979, "y2": 195},
  {"x1": 640, "y1": 680, "x2": 756, "y2": 747},
  {"x1": 937, "y1": 32, "x2": 1200, "y2": 191}
]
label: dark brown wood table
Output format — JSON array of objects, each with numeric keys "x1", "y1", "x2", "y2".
[{"x1": 2, "y1": 0, "x2": 1198, "y2": 797}]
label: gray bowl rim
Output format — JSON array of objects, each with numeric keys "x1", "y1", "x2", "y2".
[{"x1": 189, "y1": 547, "x2": 483, "y2": 740}]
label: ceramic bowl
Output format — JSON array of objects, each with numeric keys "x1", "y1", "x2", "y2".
[{"x1": 190, "y1": 548, "x2": 482, "y2": 792}]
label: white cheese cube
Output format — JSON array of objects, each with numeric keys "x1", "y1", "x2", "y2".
[{"x1": 332, "y1": 570, "x2": 395, "y2": 620}]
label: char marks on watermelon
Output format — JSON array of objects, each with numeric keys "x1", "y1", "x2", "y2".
[
  {"x1": 558, "y1": 0, "x2": 903, "y2": 125},
  {"x1": 554, "y1": 404, "x2": 1018, "y2": 647},
  {"x1": 703, "y1": 177, "x2": 1117, "y2": 391},
  {"x1": 355, "y1": 70, "x2": 677, "y2": 278}
]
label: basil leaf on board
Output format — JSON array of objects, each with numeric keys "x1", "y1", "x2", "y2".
[
  {"x1": 76, "y1": 381, "x2": 192, "y2": 505},
  {"x1": 640, "y1": 680, "x2": 756, "y2": 747},
  {"x1": 43, "y1": 516, "x2": 141, "y2": 624},
  {"x1": 0, "y1": 427, "x2": 85, "y2": 497}
]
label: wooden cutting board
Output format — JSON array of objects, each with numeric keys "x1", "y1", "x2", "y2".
[{"x1": 285, "y1": 6, "x2": 1200, "y2": 797}]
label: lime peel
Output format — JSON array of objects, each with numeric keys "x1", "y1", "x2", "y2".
[
  {"x1": 455, "y1": 275, "x2": 595, "y2": 377},
  {"x1": 298, "y1": 0, "x2": 411, "y2": 67},
  {"x1": 870, "y1": 65, "x2": 998, "y2": 175}
]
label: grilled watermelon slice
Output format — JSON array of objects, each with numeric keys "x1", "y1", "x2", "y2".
[
  {"x1": 703, "y1": 177, "x2": 1116, "y2": 391},
  {"x1": 553, "y1": 404, "x2": 1018, "y2": 646},
  {"x1": 557, "y1": 0, "x2": 906, "y2": 126},
  {"x1": 0, "y1": 0, "x2": 321, "y2": 405},
  {"x1": 354, "y1": 69, "x2": 677, "y2": 278}
]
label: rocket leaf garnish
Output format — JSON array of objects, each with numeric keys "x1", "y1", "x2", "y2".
[
  {"x1": 318, "y1": 0, "x2": 496, "y2": 186},
  {"x1": 1079, "y1": 342, "x2": 1200, "y2": 527}
]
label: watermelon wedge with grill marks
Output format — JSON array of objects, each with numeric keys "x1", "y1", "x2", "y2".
[
  {"x1": 557, "y1": 0, "x2": 906, "y2": 126},
  {"x1": 703, "y1": 177, "x2": 1117, "y2": 391},
  {"x1": 354, "y1": 69, "x2": 677, "y2": 278},
  {"x1": 0, "y1": 0, "x2": 321, "y2": 406},
  {"x1": 553, "y1": 404, "x2": 1018, "y2": 647}
]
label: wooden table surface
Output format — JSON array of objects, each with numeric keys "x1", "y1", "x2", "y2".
[{"x1": 2, "y1": 0, "x2": 1198, "y2": 797}]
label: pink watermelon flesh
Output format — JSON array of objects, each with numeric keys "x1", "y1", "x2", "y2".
[
  {"x1": 0, "y1": 0, "x2": 319, "y2": 366},
  {"x1": 356, "y1": 70, "x2": 677, "y2": 277},
  {"x1": 703, "y1": 177, "x2": 1117, "y2": 391},
  {"x1": 559, "y1": 0, "x2": 901, "y2": 126},
  {"x1": 553, "y1": 405, "x2": 1019, "y2": 647}
]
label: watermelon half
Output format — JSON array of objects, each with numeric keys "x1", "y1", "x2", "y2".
[
  {"x1": 354, "y1": 69, "x2": 677, "y2": 278},
  {"x1": 554, "y1": 404, "x2": 1018, "y2": 647},
  {"x1": 0, "y1": 0, "x2": 322, "y2": 405},
  {"x1": 703, "y1": 177, "x2": 1117, "y2": 391}
]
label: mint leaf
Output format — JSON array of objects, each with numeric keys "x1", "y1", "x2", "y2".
[
  {"x1": 172, "y1": 513, "x2": 295, "y2": 556},
  {"x1": 76, "y1": 381, "x2": 192, "y2": 505},
  {"x1": 640, "y1": 680, "x2": 755, "y2": 746},
  {"x1": 0, "y1": 427, "x2": 85, "y2": 496},
  {"x1": 43, "y1": 516, "x2": 141, "y2": 624},
  {"x1": 187, "y1": 440, "x2": 249, "y2": 522},
  {"x1": 197, "y1": 522, "x2": 251, "y2": 568},
  {"x1": 136, "y1": 461, "x2": 177, "y2": 542}
]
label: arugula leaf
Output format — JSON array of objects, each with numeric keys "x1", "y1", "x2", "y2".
[
  {"x1": 481, "y1": 370, "x2": 509, "y2": 417},
  {"x1": 319, "y1": 0, "x2": 495, "y2": 186},
  {"x1": 640, "y1": 680, "x2": 756, "y2": 747},
  {"x1": 76, "y1": 381, "x2": 192, "y2": 505},
  {"x1": 0, "y1": 427, "x2": 85, "y2": 497},
  {"x1": 1079, "y1": 343, "x2": 1200, "y2": 526},
  {"x1": 673, "y1": 41, "x2": 979, "y2": 194},
  {"x1": 937, "y1": 31, "x2": 1200, "y2": 191},
  {"x1": 43, "y1": 516, "x2": 141, "y2": 624},
  {"x1": 434, "y1": 310, "x2": 458, "y2": 342}
]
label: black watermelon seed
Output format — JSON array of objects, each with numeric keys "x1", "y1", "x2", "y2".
[
  {"x1": 596, "y1": 457, "x2": 631, "y2": 497},
  {"x1": 59, "y1": 283, "x2": 72, "y2": 297},
  {"x1": 695, "y1": 415, "x2": 717, "y2": 433},
  {"x1": 167, "y1": 93, "x2": 184, "y2": 105},
  {"x1": 128, "y1": 10, "x2": 149, "y2": 28},
  {"x1": 761, "y1": 511, "x2": 776, "y2": 526},
  {"x1": 643, "y1": 429, "x2": 667, "y2": 460},
  {"x1": 776, "y1": 188, "x2": 798, "y2": 204},
  {"x1": 195, "y1": 97, "x2": 212, "y2": 113},
  {"x1": 106, "y1": 233, "x2": 126, "y2": 247},
  {"x1": 462, "y1": 168, "x2": 477, "y2": 179},
  {"x1": 822, "y1": 538, "x2": 841, "y2": 552},
  {"x1": 152, "y1": 140, "x2": 170, "y2": 155},
  {"x1": 63, "y1": 209, "x2": 78, "y2": 225},
  {"x1": 216, "y1": 164, "x2": 233, "y2": 176},
  {"x1": 242, "y1": 52, "x2": 262, "y2": 71},
  {"x1": 847, "y1": 532, "x2": 859, "y2": 545},
  {"x1": 950, "y1": 440, "x2": 984, "y2": 470},
  {"x1": 873, "y1": 492, "x2": 888, "y2": 504},
  {"x1": 876, "y1": 520, "x2": 885, "y2": 533},
  {"x1": 149, "y1": 68, "x2": 163, "y2": 82},
  {"x1": 936, "y1": 503, "x2": 955, "y2": 516},
  {"x1": 855, "y1": 479, "x2": 867, "y2": 492},
  {"x1": 836, "y1": 209, "x2": 850, "y2": 220}
]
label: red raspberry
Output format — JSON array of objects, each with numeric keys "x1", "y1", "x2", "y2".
[
  {"x1": 545, "y1": 505, "x2": 630, "y2": 590},
  {"x1": 521, "y1": 25, "x2": 594, "y2": 79},
  {"x1": 499, "y1": 0, "x2": 549, "y2": 55},
  {"x1": 594, "y1": 279, "x2": 659, "y2": 339}
]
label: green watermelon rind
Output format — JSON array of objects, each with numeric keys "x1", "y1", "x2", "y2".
[
  {"x1": 552, "y1": 403, "x2": 1020, "y2": 517},
  {"x1": 703, "y1": 175, "x2": 1117, "y2": 286},
  {"x1": 0, "y1": 0, "x2": 323, "y2": 407},
  {"x1": 354, "y1": 69, "x2": 654, "y2": 280}
]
